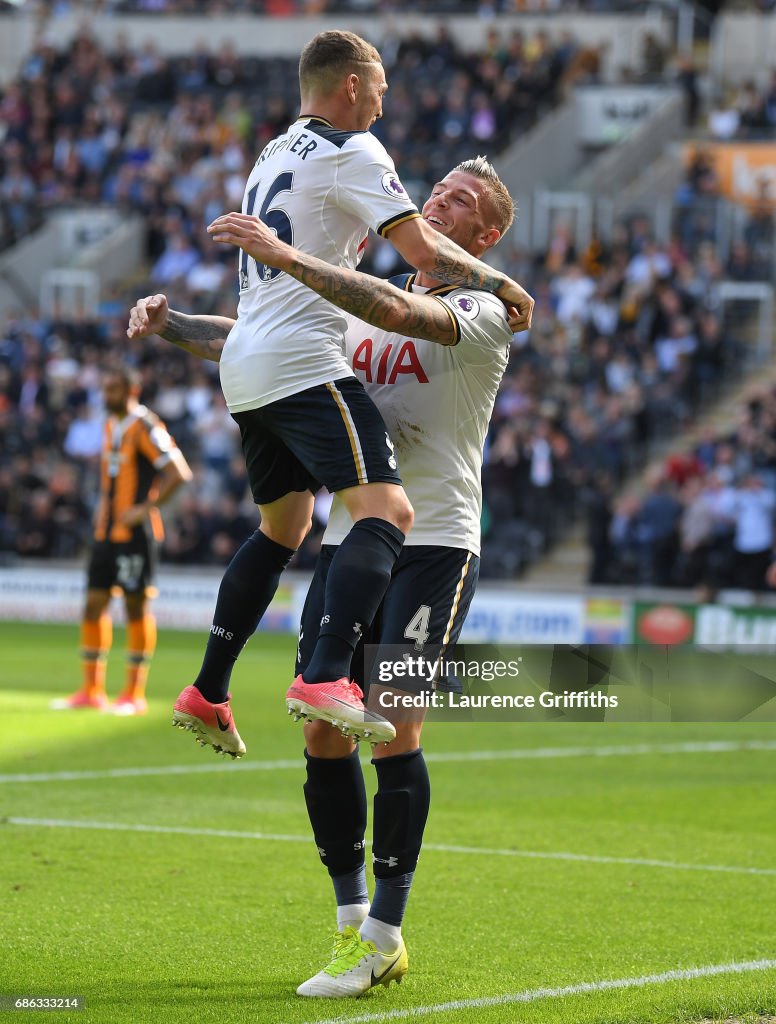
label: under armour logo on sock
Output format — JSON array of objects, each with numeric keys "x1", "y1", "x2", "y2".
[
  {"x1": 317, "y1": 846, "x2": 327, "y2": 859},
  {"x1": 353, "y1": 622, "x2": 363, "y2": 638},
  {"x1": 373, "y1": 854, "x2": 399, "y2": 867}
]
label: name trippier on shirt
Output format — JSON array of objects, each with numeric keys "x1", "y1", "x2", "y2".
[{"x1": 257, "y1": 127, "x2": 319, "y2": 165}]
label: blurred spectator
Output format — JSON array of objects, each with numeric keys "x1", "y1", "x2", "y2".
[
  {"x1": 552, "y1": 263, "x2": 595, "y2": 326},
  {"x1": 151, "y1": 233, "x2": 201, "y2": 285},
  {"x1": 708, "y1": 91, "x2": 741, "y2": 141},
  {"x1": 15, "y1": 491, "x2": 57, "y2": 558},
  {"x1": 639, "y1": 473, "x2": 682, "y2": 585},
  {"x1": 63, "y1": 403, "x2": 103, "y2": 462},
  {"x1": 585, "y1": 471, "x2": 614, "y2": 584},
  {"x1": 674, "y1": 54, "x2": 700, "y2": 127},
  {"x1": 609, "y1": 493, "x2": 644, "y2": 583},
  {"x1": 729, "y1": 474, "x2": 775, "y2": 590}
]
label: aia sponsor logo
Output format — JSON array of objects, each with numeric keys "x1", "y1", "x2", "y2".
[{"x1": 351, "y1": 338, "x2": 429, "y2": 385}]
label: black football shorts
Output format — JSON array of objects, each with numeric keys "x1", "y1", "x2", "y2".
[
  {"x1": 86, "y1": 532, "x2": 157, "y2": 596},
  {"x1": 233, "y1": 377, "x2": 401, "y2": 505}
]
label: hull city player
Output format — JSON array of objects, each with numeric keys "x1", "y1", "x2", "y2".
[
  {"x1": 137, "y1": 30, "x2": 533, "y2": 758},
  {"x1": 52, "y1": 368, "x2": 192, "y2": 715},
  {"x1": 130, "y1": 156, "x2": 515, "y2": 997}
]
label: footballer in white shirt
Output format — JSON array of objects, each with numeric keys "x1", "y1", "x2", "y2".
[
  {"x1": 132, "y1": 30, "x2": 532, "y2": 762},
  {"x1": 129, "y1": 153, "x2": 517, "y2": 999}
]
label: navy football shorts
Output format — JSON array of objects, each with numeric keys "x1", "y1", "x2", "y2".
[
  {"x1": 296, "y1": 543, "x2": 480, "y2": 695},
  {"x1": 232, "y1": 377, "x2": 401, "y2": 505}
]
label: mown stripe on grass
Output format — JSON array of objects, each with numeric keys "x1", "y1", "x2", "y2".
[
  {"x1": 303, "y1": 959, "x2": 776, "y2": 1024},
  {"x1": 2, "y1": 739, "x2": 775, "y2": 785},
  {"x1": 6, "y1": 818, "x2": 776, "y2": 876}
]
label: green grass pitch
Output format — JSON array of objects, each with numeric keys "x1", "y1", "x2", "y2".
[{"x1": 1, "y1": 621, "x2": 775, "y2": 1023}]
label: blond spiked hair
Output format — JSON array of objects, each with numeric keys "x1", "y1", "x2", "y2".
[{"x1": 451, "y1": 156, "x2": 515, "y2": 236}]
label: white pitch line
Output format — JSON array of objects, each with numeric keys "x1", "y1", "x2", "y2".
[
  {"x1": 303, "y1": 959, "x2": 776, "y2": 1024},
  {"x1": 0, "y1": 758, "x2": 301, "y2": 784},
  {"x1": 6, "y1": 818, "x2": 776, "y2": 877},
  {"x1": 5, "y1": 818, "x2": 309, "y2": 844},
  {"x1": 421, "y1": 842, "x2": 776, "y2": 876},
  {"x1": 1, "y1": 739, "x2": 775, "y2": 785}
]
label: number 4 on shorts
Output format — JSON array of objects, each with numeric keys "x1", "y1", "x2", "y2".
[{"x1": 405, "y1": 605, "x2": 431, "y2": 652}]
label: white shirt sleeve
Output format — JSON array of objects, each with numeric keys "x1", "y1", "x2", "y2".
[
  {"x1": 336, "y1": 133, "x2": 419, "y2": 237},
  {"x1": 437, "y1": 290, "x2": 513, "y2": 366}
]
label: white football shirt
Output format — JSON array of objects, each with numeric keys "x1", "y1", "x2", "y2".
[
  {"x1": 219, "y1": 117, "x2": 419, "y2": 413},
  {"x1": 324, "y1": 277, "x2": 513, "y2": 554}
]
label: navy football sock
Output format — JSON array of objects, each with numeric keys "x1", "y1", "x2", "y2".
[
  {"x1": 303, "y1": 750, "x2": 368, "y2": 892},
  {"x1": 302, "y1": 518, "x2": 404, "y2": 684},
  {"x1": 366, "y1": 874, "x2": 414, "y2": 932},
  {"x1": 194, "y1": 530, "x2": 294, "y2": 703},
  {"x1": 330, "y1": 865, "x2": 369, "y2": 915},
  {"x1": 370, "y1": 748, "x2": 430, "y2": 927}
]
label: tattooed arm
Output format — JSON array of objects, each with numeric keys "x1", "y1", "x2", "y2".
[
  {"x1": 207, "y1": 215, "x2": 462, "y2": 345},
  {"x1": 127, "y1": 293, "x2": 233, "y2": 361},
  {"x1": 386, "y1": 217, "x2": 533, "y2": 328},
  {"x1": 158, "y1": 310, "x2": 233, "y2": 361},
  {"x1": 389, "y1": 217, "x2": 504, "y2": 292},
  {"x1": 289, "y1": 256, "x2": 459, "y2": 344}
]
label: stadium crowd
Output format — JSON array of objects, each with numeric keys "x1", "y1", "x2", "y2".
[
  {"x1": 0, "y1": 200, "x2": 749, "y2": 579},
  {"x1": 477, "y1": 212, "x2": 746, "y2": 579},
  {"x1": 0, "y1": 23, "x2": 769, "y2": 583},
  {"x1": 673, "y1": 146, "x2": 775, "y2": 281},
  {"x1": 708, "y1": 69, "x2": 776, "y2": 140},
  {"x1": 0, "y1": 24, "x2": 600, "y2": 251},
  {"x1": 598, "y1": 381, "x2": 776, "y2": 593}
]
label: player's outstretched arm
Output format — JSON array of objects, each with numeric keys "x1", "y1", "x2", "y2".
[
  {"x1": 385, "y1": 217, "x2": 534, "y2": 330},
  {"x1": 127, "y1": 293, "x2": 233, "y2": 361},
  {"x1": 208, "y1": 213, "x2": 460, "y2": 345}
]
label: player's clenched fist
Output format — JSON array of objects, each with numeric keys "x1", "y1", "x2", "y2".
[
  {"x1": 499, "y1": 282, "x2": 533, "y2": 333},
  {"x1": 127, "y1": 293, "x2": 170, "y2": 339}
]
